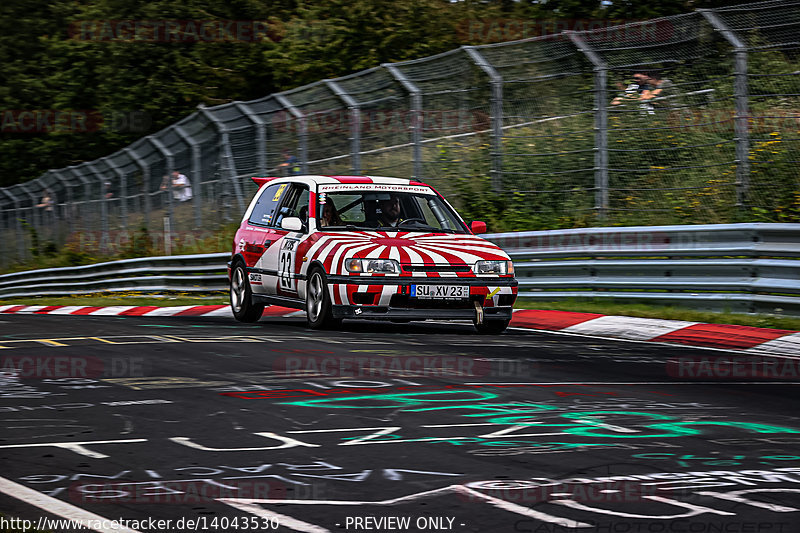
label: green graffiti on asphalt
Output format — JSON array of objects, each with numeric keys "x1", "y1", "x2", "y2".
[{"x1": 280, "y1": 389, "x2": 800, "y2": 438}]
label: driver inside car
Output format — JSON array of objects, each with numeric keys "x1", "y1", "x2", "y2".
[{"x1": 377, "y1": 194, "x2": 403, "y2": 227}]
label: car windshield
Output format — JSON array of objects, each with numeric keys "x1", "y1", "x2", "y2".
[{"x1": 316, "y1": 187, "x2": 467, "y2": 233}]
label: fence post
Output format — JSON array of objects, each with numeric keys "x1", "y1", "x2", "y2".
[
  {"x1": 18, "y1": 183, "x2": 40, "y2": 240},
  {"x1": 567, "y1": 31, "x2": 609, "y2": 221},
  {"x1": 464, "y1": 46, "x2": 504, "y2": 193},
  {"x1": 325, "y1": 79, "x2": 362, "y2": 175},
  {"x1": 51, "y1": 169, "x2": 73, "y2": 238},
  {"x1": 3, "y1": 189, "x2": 25, "y2": 261},
  {"x1": 275, "y1": 94, "x2": 308, "y2": 175},
  {"x1": 233, "y1": 102, "x2": 269, "y2": 175},
  {"x1": 148, "y1": 136, "x2": 175, "y2": 241},
  {"x1": 699, "y1": 9, "x2": 750, "y2": 208},
  {"x1": 66, "y1": 167, "x2": 93, "y2": 234},
  {"x1": 174, "y1": 124, "x2": 204, "y2": 229},
  {"x1": 104, "y1": 158, "x2": 128, "y2": 231},
  {"x1": 124, "y1": 147, "x2": 152, "y2": 232},
  {"x1": 384, "y1": 64, "x2": 423, "y2": 180},
  {"x1": 198, "y1": 107, "x2": 246, "y2": 213},
  {"x1": 86, "y1": 161, "x2": 111, "y2": 254}
]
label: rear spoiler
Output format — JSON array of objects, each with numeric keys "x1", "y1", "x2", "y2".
[{"x1": 251, "y1": 176, "x2": 280, "y2": 188}]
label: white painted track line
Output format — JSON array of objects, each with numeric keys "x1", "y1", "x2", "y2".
[{"x1": 0, "y1": 475, "x2": 142, "y2": 533}]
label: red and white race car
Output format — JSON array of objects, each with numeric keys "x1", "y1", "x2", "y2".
[{"x1": 228, "y1": 175, "x2": 517, "y2": 333}]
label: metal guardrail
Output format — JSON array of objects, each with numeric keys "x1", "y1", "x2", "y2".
[
  {"x1": 0, "y1": 253, "x2": 229, "y2": 298},
  {"x1": 486, "y1": 223, "x2": 800, "y2": 315},
  {"x1": 2, "y1": 223, "x2": 800, "y2": 315}
]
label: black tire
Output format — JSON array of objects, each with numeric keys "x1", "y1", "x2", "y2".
[
  {"x1": 306, "y1": 268, "x2": 341, "y2": 329},
  {"x1": 230, "y1": 261, "x2": 264, "y2": 323},
  {"x1": 474, "y1": 319, "x2": 510, "y2": 335}
]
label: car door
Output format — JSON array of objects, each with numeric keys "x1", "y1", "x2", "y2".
[
  {"x1": 260, "y1": 183, "x2": 309, "y2": 297},
  {"x1": 243, "y1": 182, "x2": 288, "y2": 293}
]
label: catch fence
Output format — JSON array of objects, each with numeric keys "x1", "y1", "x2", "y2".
[{"x1": 1, "y1": 0, "x2": 798, "y2": 268}]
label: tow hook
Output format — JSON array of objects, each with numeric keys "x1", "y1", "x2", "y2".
[{"x1": 474, "y1": 300, "x2": 484, "y2": 325}]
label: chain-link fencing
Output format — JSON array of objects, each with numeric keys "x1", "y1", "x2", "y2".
[{"x1": 1, "y1": 0, "x2": 798, "y2": 268}]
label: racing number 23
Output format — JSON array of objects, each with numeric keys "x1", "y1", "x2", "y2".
[{"x1": 279, "y1": 239, "x2": 298, "y2": 290}]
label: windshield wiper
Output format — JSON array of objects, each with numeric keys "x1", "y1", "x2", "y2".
[
  {"x1": 324, "y1": 224, "x2": 374, "y2": 231},
  {"x1": 376, "y1": 225, "x2": 456, "y2": 233}
]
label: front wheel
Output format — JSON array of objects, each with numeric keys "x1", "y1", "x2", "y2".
[
  {"x1": 230, "y1": 262, "x2": 264, "y2": 322},
  {"x1": 306, "y1": 268, "x2": 340, "y2": 329},
  {"x1": 474, "y1": 319, "x2": 510, "y2": 335}
]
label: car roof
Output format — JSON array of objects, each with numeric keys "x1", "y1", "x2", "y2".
[{"x1": 251, "y1": 175, "x2": 430, "y2": 188}]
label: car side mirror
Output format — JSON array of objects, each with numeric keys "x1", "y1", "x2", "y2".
[
  {"x1": 281, "y1": 217, "x2": 304, "y2": 232},
  {"x1": 470, "y1": 221, "x2": 487, "y2": 234}
]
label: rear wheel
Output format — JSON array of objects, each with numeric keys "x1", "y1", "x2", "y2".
[
  {"x1": 230, "y1": 262, "x2": 264, "y2": 322},
  {"x1": 474, "y1": 319, "x2": 510, "y2": 335},
  {"x1": 306, "y1": 268, "x2": 340, "y2": 329}
]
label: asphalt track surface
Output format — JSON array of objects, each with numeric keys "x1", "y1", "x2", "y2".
[{"x1": 1, "y1": 313, "x2": 799, "y2": 533}]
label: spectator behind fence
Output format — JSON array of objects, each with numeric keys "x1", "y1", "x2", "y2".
[
  {"x1": 611, "y1": 72, "x2": 648, "y2": 106},
  {"x1": 611, "y1": 71, "x2": 679, "y2": 115},
  {"x1": 160, "y1": 170, "x2": 193, "y2": 202},
  {"x1": 37, "y1": 190, "x2": 54, "y2": 212},
  {"x1": 278, "y1": 149, "x2": 302, "y2": 176},
  {"x1": 640, "y1": 71, "x2": 679, "y2": 111}
]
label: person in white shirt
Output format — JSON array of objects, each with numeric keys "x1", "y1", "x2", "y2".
[{"x1": 161, "y1": 171, "x2": 193, "y2": 202}]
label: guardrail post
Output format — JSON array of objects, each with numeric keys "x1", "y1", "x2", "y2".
[
  {"x1": 275, "y1": 94, "x2": 308, "y2": 175},
  {"x1": 384, "y1": 64, "x2": 423, "y2": 180},
  {"x1": 124, "y1": 147, "x2": 152, "y2": 231},
  {"x1": 325, "y1": 79, "x2": 362, "y2": 174},
  {"x1": 464, "y1": 46, "x2": 504, "y2": 193},
  {"x1": 174, "y1": 124, "x2": 204, "y2": 229},
  {"x1": 700, "y1": 9, "x2": 750, "y2": 209},
  {"x1": 567, "y1": 32, "x2": 609, "y2": 221}
]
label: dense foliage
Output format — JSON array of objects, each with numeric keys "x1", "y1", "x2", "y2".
[{"x1": 0, "y1": 0, "x2": 759, "y2": 187}]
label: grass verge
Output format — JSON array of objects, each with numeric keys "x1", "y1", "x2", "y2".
[
  {"x1": 0, "y1": 293, "x2": 228, "y2": 307},
  {"x1": 1, "y1": 293, "x2": 799, "y2": 331}
]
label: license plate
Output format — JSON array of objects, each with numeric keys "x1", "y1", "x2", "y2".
[{"x1": 411, "y1": 285, "x2": 469, "y2": 299}]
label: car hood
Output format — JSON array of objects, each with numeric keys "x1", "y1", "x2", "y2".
[{"x1": 313, "y1": 230, "x2": 510, "y2": 265}]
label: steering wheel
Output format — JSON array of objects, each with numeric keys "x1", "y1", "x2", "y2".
[{"x1": 398, "y1": 218, "x2": 426, "y2": 226}]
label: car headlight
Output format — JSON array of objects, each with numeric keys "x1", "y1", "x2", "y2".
[
  {"x1": 346, "y1": 258, "x2": 401, "y2": 274},
  {"x1": 473, "y1": 260, "x2": 514, "y2": 275}
]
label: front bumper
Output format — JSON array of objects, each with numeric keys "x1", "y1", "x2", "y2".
[
  {"x1": 332, "y1": 304, "x2": 513, "y2": 321},
  {"x1": 326, "y1": 275, "x2": 517, "y2": 321}
]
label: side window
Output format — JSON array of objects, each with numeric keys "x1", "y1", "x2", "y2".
[
  {"x1": 249, "y1": 183, "x2": 289, "y2": 226},
  {"x1": 275, "y1": 184, "x2": 309, "y2": 229}
]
